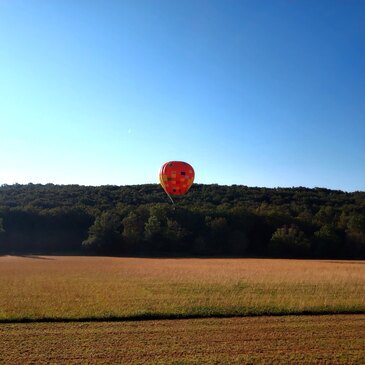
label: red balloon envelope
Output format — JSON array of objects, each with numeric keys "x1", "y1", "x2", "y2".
[{"x1": 159, "y1": 161, "x2": 195, "y2": 196}]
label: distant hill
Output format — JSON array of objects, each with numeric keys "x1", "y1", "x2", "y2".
[
  {"x1": 0, "y1": 183, "x2": 364, "y2": 258},
  {"x1": 0, "y1": 182, "x2": 363, "y2": 209}
]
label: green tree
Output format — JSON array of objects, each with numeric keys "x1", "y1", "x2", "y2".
[
  {"x1": 314, "y1": 224, "x2": 343, "y2": 257},
  {"x1": 0, "y1": 218, "x2": 5, "y2": 252},
  {"x1": 82, "y1": 211, "x2": 122, "y2": 252},
  {"x1": 164, "y1": 219, "x2": 189, "y2": 242},
  {"x1": 144, "y1": 215, "x2": 162, "y2": 241},
  {"x1": 314, "y1": 206, "x2": 336, "y2": 226},
  {"x1": 227, "y1": 230, "x2": 249, "y2": 256},
  {"x1": 148, "y1": 203, "x2": 171, "y2": 222},
  {"x1": 122, "y1": 212, "x2": 143, "y2": 244},
  {"x1": 0, "y1": 218, "x2": 4, "y2": 234},
  {"x1": 269, "y1": 225, "x2": 311, "y2": 257},
  {"x1": 346, "y1": 213, "x2": 365, "y2": 257}
]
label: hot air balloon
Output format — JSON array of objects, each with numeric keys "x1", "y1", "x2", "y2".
[{"x1": 159, "y1": 161, "x2": 195, "y2": 203}]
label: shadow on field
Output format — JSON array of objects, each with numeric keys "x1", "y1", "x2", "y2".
[
  {"x1": 1, "y1": 309, "x2": 365, "y2": 324},
  {"x1": 6, "y1": 255, "x2": 56, "y2": 260},
  {"x1": 19, "y1": 255, "x2": 55, "y2": 260},
  {"x1": 326, "y1": 260, "x2": 365, "y2": 265}
]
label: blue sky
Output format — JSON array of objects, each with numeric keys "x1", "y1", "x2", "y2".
[{"x1": 0, "y1": 0, "x2": 364, "y2": 191}]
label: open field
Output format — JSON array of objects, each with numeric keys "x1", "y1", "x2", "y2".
[
  {"x1": 0, "y1": 256, "x2": 364, "y2": 320},
  {"x1": 1, "y1": 256, "x2": 364, "y2": 364},
  {"x1": 1, "y1": 315, "x2": 364, "y2": 364}
]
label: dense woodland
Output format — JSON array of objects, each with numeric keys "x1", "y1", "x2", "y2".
[{"x1": 0, "y1": 183, "x2": 364, "y2": 258}]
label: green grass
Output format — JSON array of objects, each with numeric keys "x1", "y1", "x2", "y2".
[{"x1": 0, "y1": 256, "x2": 364, "y2": 321}]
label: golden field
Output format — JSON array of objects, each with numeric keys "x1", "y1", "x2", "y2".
[{"x1": 0, "y1": 256, "x2": 364, "y2": 320}]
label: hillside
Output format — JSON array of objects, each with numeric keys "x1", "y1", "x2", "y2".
[{"x1": 0, "y1": 183, "x2": 364, "y2": 258}]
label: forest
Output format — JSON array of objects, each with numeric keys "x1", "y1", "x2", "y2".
[{"x1": 0, "y1": 183, "x2": 364, "y2": 258}]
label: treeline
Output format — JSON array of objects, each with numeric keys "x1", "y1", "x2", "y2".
[{"x1": 0, "y1": 183, "x2": 364, "y2": 258}]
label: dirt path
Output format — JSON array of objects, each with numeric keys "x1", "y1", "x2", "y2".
[{"x1": 1, "y1": 314, "x2": 364, "y2": 364}]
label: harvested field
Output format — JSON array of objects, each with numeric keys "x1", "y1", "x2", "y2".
[
  {"x1": 1, "y1": 315, "x2": 364, "y2": 364},
  {"x1": 0, "y1": 256, "x2": 364, "y2": 321}
]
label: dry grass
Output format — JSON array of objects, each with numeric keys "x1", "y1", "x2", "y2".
[
  {"x1": 0, "y1": 255, "x2": 364, "y2": 321},
  {"x1": 0, "y1": 315, "x2": 364, "y2": 364}
]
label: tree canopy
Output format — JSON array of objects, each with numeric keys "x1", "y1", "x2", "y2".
[{"x1": 0, "y1": 183, "x2": 364, "y2": 258}]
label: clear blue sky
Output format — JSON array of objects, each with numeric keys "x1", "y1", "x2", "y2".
[{"x1": 1, "y1": 0, "x2": 364, "y2": 191}]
